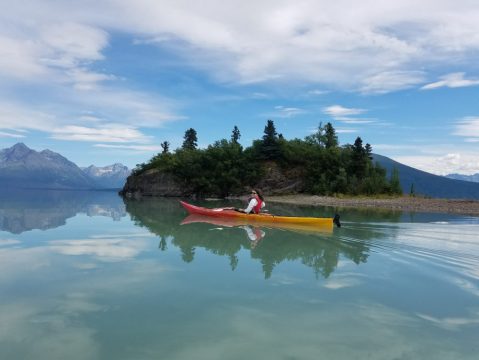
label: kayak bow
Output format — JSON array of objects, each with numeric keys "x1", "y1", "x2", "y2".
[{"x1": 179, "y1": 201, "x2": 339, "y2": 230}]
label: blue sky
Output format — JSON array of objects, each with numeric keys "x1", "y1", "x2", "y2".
[{"x1": 1, "y1": 0, "x2": 479, "y2": 175}]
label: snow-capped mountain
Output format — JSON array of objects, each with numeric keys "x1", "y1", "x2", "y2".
[
  {"x1": 0, "y1": 143, "x2": 130, "y2": 189},
  {"x1": 82, "y1": 163, "x2": 131, "y2": 189}
]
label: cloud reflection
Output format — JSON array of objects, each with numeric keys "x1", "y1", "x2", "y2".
[{"x1": 48, "y1": 232, "x2": 156, "y2": 262}]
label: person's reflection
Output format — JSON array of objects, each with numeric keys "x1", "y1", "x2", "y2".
[{"x1": 239, "y1": 225, "x2": 265, "y2": 249}]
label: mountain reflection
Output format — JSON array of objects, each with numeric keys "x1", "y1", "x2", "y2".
[
  {"x1": 0, "y1": 190, "x2": 126, "y2": 234},
  {"x1": 123, "y1": 198, "x2": 397, "y2": 279}
]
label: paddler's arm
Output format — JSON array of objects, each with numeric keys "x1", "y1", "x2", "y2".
[{"x1": 243, "y1": 198, "x2": 257, "y2": 214}]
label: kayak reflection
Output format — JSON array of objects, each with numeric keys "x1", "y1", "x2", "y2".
[
  {"x1": 181, "y1": 214, "x2": 268, "y2": 248},
  {"x1": 180, "y1": 213, "x2": 334, "y2": 235}
]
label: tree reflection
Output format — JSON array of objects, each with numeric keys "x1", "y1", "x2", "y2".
[{"x1": 123, "y1": 197, "x2": 394, "y2": 279}]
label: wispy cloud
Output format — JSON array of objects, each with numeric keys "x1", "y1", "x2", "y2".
[
  {"x1": 421, "y1": 72, "x2": 479, "y2": 90},
  {"x1": 0, "y1": 131, "x2": 25, "y2": 138},
  {"x1": 323, "y1": 105, "x2": 366, "y2": 117},
  {"x1": 336, "y1": 128, "x2": 358, "y2": 134},
  {"x1": 94, "y1": 144, "x2": 163, "y2": 152},
  {"x1": 307, "y1": 89, "x2": 329, "y2": 96},
  {"x1": 3, "y1": 1, "x2": 479, "y2": 93},
  {"x1": 273, "y1": 105, "x2": 305, "y2": 118},
  {"x1": 323, "y1": 105, "x2": 374, "y2": 126},
  {"x1": 454, "y1": 116, "x2": 479, "y2": 140},
  {"x1": 51, "y1": 124, "x2": 151, "y2": 143},
  {"x1": 360, "y1": 70, "x2": 425, "y2": 94},
  {"x1": 393, "y1": 151, "x2": 479, "y2": 175},
  {"x1": 332, "y1": 117, "x2": 375, "y2": 124},
  {"x1": 66, "y1": 68, "x2": 116, "y2": 90}
]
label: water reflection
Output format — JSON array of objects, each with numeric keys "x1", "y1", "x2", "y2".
[
  {"x1": 1, "y1": 196, "x2": 478, "y2": 359},
  {"x1": 0, "y1": 190, "x2": 126, "y2": 234},
  {"x1": 124, "y1": 198, "x2": 372, "y2": 279}
]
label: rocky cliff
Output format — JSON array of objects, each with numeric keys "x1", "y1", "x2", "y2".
[
  {"x1": 120, "y1": 161, "x2": 305, "y2": 197},
  {"x1": 120, "y1": 169, "x2": 184, "y2": 197}
]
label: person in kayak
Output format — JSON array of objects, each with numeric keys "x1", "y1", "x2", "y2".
[{"x1": 237, "y1": 189, "x2": 265, "y2": 214}]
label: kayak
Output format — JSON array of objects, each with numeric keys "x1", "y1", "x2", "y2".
[
  {"x1": 180, "y1": 213, "x2": 334, "y2": 234},
  {"x1": 179, "y1": 201, "x2": 340, "y2": 230}
]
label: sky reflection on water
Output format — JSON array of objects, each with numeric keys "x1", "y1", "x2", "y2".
[{"x1": 0, "y1": 192, "x2": 478, "y2": 359}]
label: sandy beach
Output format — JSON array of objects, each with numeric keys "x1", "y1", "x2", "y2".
[{"x1": 266, "y1": 195, "x2": 479, "y2": 216}]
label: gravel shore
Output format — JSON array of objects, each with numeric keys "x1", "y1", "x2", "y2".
[{"x1": 266, "y1": 195, "x2": 479, "y2": 216}]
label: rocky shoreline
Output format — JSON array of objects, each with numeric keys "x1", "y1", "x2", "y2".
[{"x1": 266, "y1": 195, "x2": 479, "y2": 216}]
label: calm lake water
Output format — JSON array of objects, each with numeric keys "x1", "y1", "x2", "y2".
[{"x1": 1, "y1": 190, "x2": 478, "y2": 359}]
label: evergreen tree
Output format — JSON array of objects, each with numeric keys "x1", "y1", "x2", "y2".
[
  {"x1": 409, "y1": 183, "x2": 415, "y2": 197},
  {"x1": 263, "y1": 119, "x2": 278, "y2": 144},
  {"x1": 182, "y1": 128, "x2": 198, "y2": 150},
  {"x1": 351, "y1": 136, "x2": 367, "y2": 179},
  {"x1": 261, "y1": 119, "x2": 281, "y2": 159},
  {"x1": 324, "y1": 122, "x2": 338, "y2": 148},
  {"x1": 161, "y1": 141, "x2": 170, "y2": 154},
  {"x1": 365, "y1": 143, "x2": 373, "y2": 160},
  {"x1": 231, "y1": 125, "x2": 241, "y2": 143}
]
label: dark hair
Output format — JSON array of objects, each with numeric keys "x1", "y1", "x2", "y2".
[{"x1": 252, "y1": 188, "x2": 264, "y2": 201}]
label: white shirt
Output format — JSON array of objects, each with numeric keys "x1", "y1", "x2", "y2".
[{"x1": 244, "y1": 198, "x2": 266, "y2": 214}]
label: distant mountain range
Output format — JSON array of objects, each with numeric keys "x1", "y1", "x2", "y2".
[
  {"x1": 2, "y1": 143, "x2": 479, "y2": 199},
  {"x1": 82, "y1": 163, "x2": 131, "y2": 189},
  {"x1": 0, "y1": 143, "x2": 130, "y2": 189},
  {"x1": 372, "y1": 154, "x2": 479, "y2": 199},
  {"x1": 445, "y1": 173, "x2": 479, "y2": 183}
]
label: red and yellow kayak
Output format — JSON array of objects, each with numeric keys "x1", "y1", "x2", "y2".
[{"x1": 179, "y1": 201, "x2": 339, "y2": 231}]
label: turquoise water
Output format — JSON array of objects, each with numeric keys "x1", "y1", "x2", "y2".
[{"x1": 1, "y1": 190, "x2": 478, "y2": 359}]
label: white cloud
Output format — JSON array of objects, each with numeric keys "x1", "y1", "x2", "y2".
[
  {"x1": 332, "y1": 117, "x2": 375, "y2": 124},
  {"x1": 3, "y1": 0, "x2": 479, "y2": 92},
  {"x1": 336, "y1": 128, "x2": 358, "y2": 134},
  {"x1": 51, "y1": 124, "x2": 151, "y2": 143},
  {"x1": 323, "y1": 105, "x2": 373, "y2": 126},
  {"x1": 0, "y1": 131, "x2": 25, "y2": 138},
  {"x1": 323, "y1": 105, "x2": 366, "y2": 117},
  {"x1": 360, "y1": 71, "x2": 425, "y2": 94},
  {"x1": 421, "y1": 72, "x2": 479, "y2": 90},
  {"x1": 454, "y1": 117, "x2": 479, "y2": 139},
  {"x1": 66, "y1": 68, "x2": 116, "y2": 90},
  {"x1": 273, "y1": 105, "x2": 305, "y2": 118},
  {"x1": 393, "y1": 153, "x2": 479, "y2": 175},
  {"x1": 0, "y1": 102, "x2": 58, "y2": 132},
  {"x1": 307, "y1": 89, "x2": 329, "y2": 96},
  {"x1": 94, "y1": 144, "x2": 163, "y2": 152},
  {"x1": 40, "y1": 22, "x2": 108, "y2": 65},
  {"x1": 0, "y1": 36, "x2": 47, "y2": 79}
]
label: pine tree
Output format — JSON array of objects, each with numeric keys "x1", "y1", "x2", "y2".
[
  {"x1": 324, "y1": 122, "x2": 338, "y2": 148},
  {"x1": 351, "y1": 136, "x2": 367, "y2": 179},
  {"x1": 262, "y1": 119, "x2": 278, "y2": 145},
  {"x1": 409, "y1": 183, "x2": 415, "y2": 197},
  {"x1": 260, "y1": 119, "x2": 281, "y2": 159},
  {"x1": 365, "y1": 143, "x2": 373, "y2": 160},
  {"x1": 161, "y1": 141, "x2": 170, "y2": 154},
  {"x1": 231, "y1": 126, "x2": 241, "y2": 143},
  {"x1": 182, "y1": 128, "x2": 198, "y2": 150}
]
